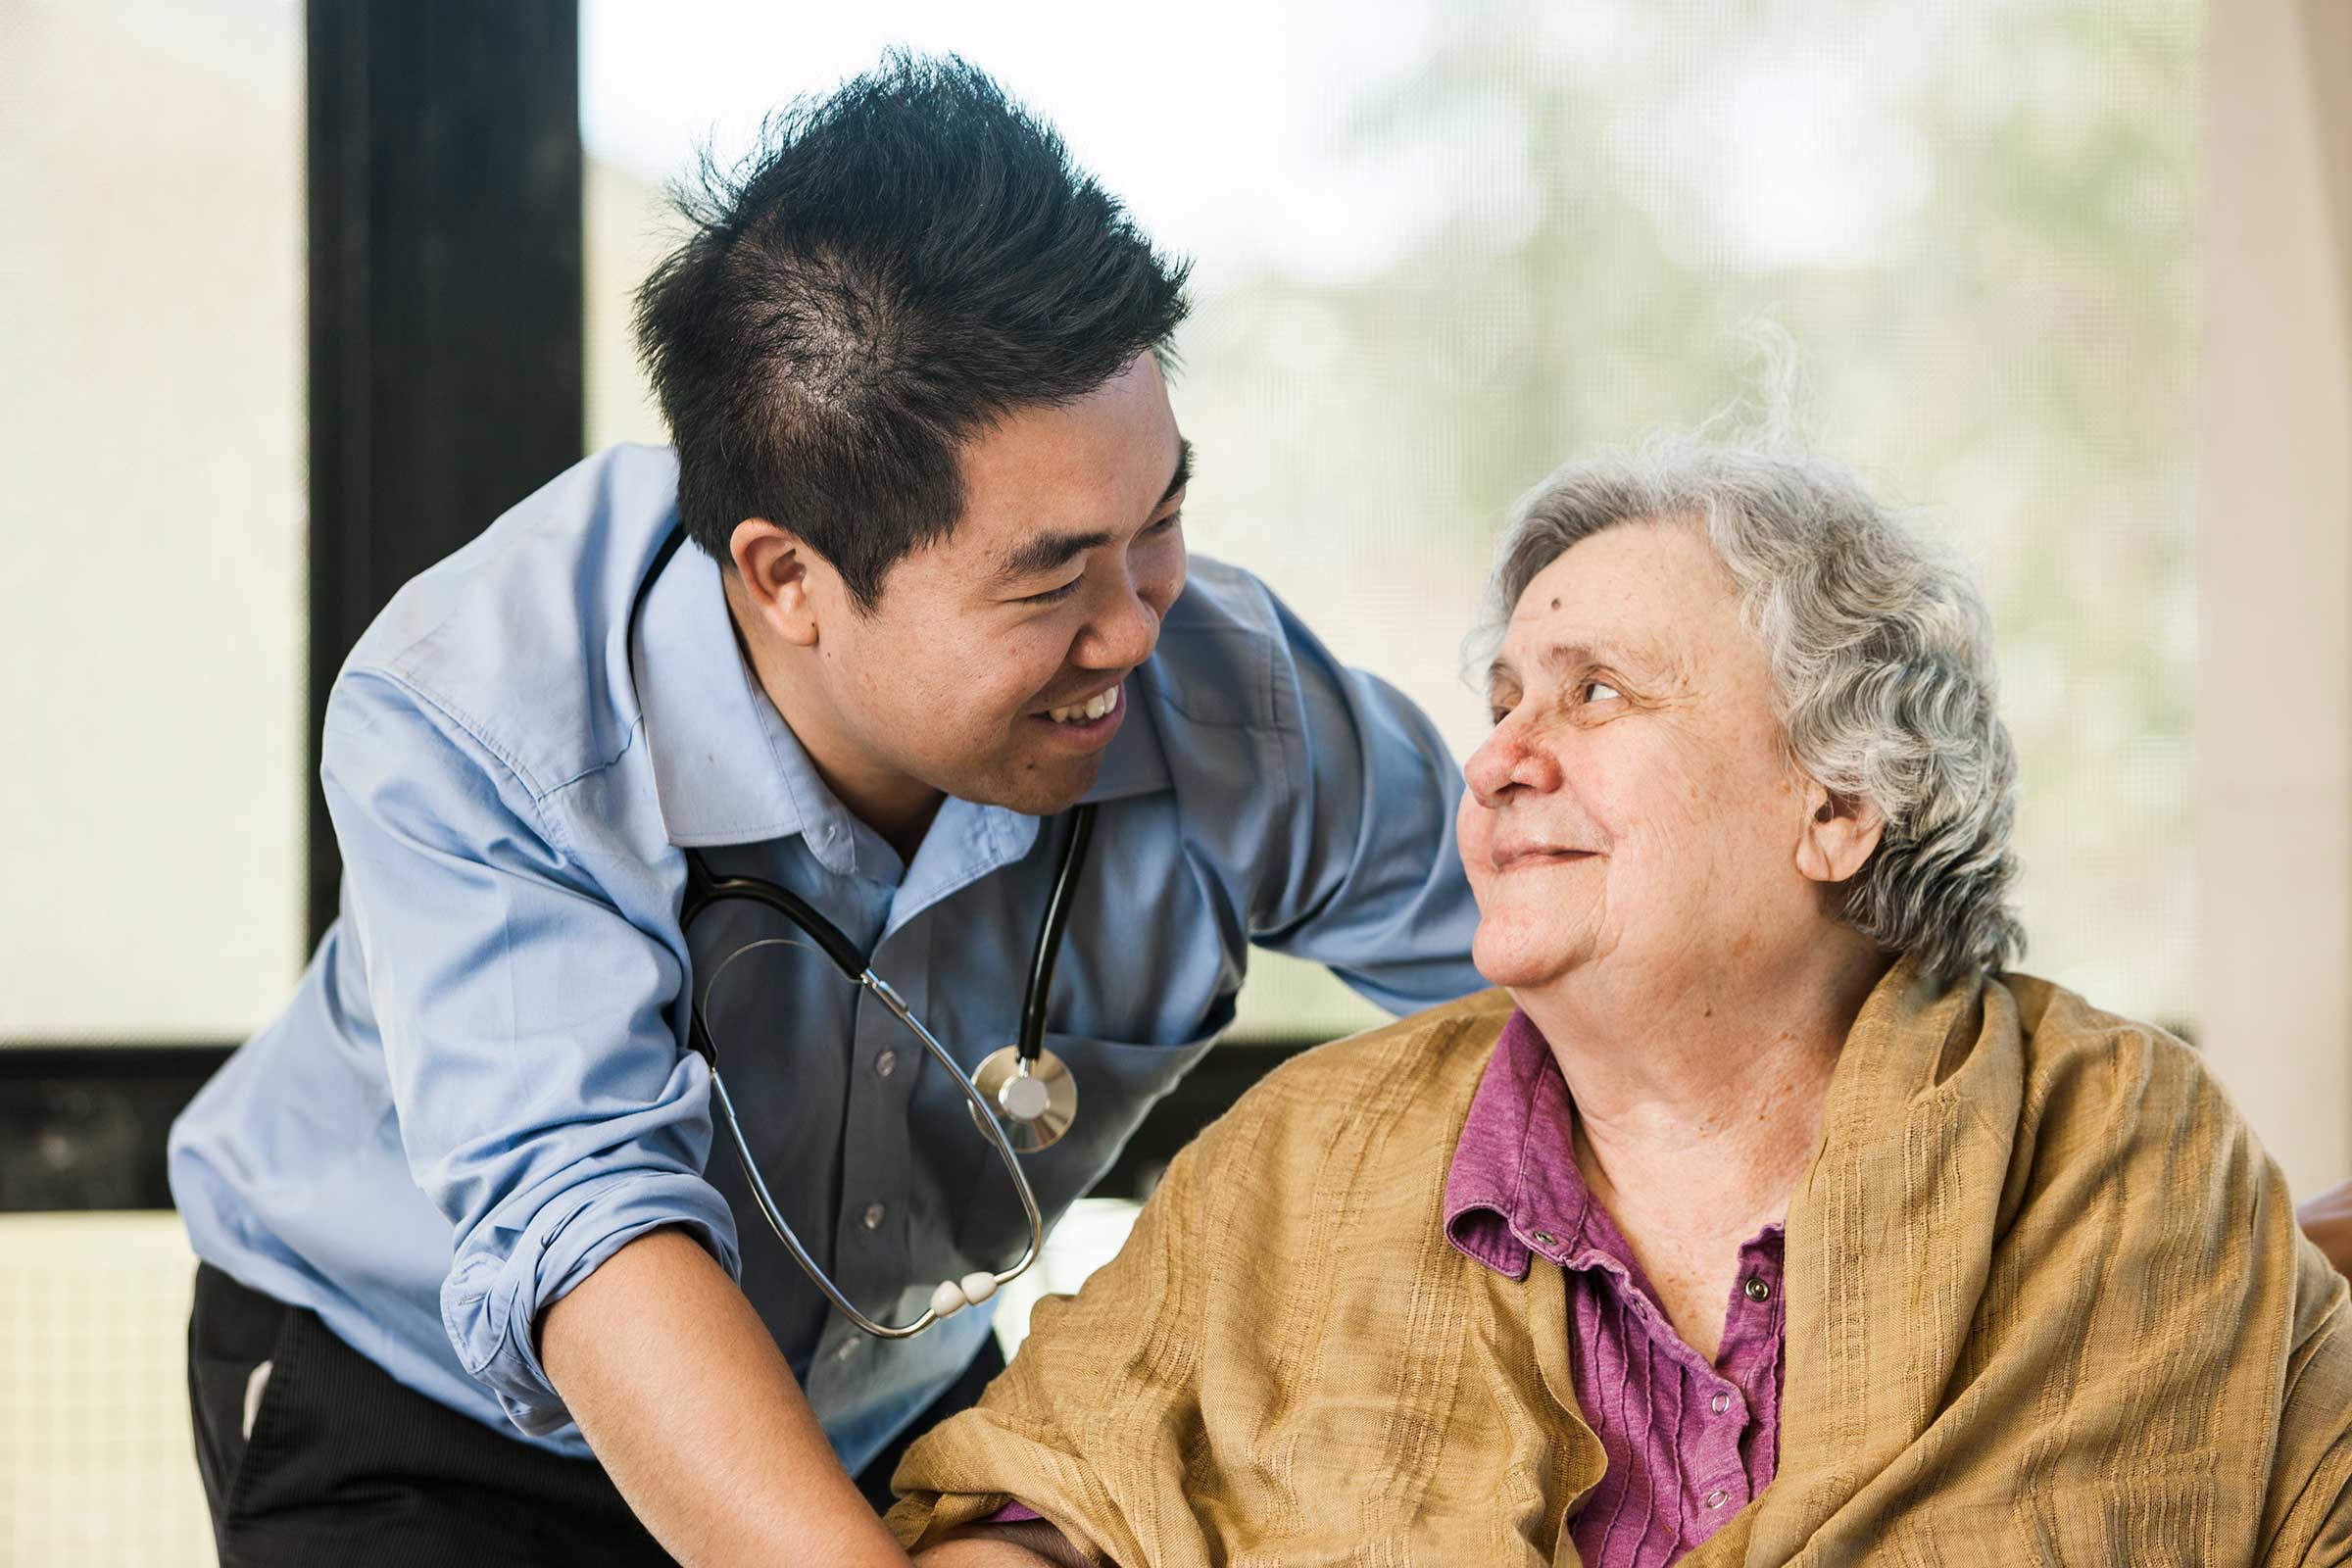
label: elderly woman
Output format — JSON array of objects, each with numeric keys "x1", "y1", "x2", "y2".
[{"x1": 886, "y1": 443, "x2": 2352, "y2": 1566}]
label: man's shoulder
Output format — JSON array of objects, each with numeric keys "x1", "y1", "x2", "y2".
[{"x1": 333, "y1": 444, "x2": 681, "y2": 801}]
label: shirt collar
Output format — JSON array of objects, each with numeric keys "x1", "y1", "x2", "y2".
[
  {"x1": 1443, "y1": 1007, "x2": 1597, "y2": 1282},
  {"x1": 630, "y1": 530, "x2": 1173, "y2": 878},
  {"x1": 630, "y1": 531, "x2": 849, "y2": 863}
]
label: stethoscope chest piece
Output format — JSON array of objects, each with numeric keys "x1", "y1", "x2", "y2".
[{"x1": 969, "y1": 1043, "x2": 1078, "y2": 1153}]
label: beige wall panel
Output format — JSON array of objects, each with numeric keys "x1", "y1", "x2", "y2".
[{"x1": 2202, "y1": 0, "x2": 2352, "y2": 1198}]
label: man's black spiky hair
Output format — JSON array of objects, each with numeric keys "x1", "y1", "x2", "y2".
[{"x1": 633, "y1": 51, "x2": 1193, "y2": 609}]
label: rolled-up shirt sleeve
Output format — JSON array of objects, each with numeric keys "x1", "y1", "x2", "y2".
[{"x1": 323, "y1": 670, "x2": 738, "y2": 1436}]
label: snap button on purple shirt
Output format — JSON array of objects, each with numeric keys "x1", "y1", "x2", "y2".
[{"x1": 1443, "y1": 1008, "x2": 1786, "y2": 1567}]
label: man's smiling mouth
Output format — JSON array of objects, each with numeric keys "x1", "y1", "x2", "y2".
[{"x1": 1043, "y1": 683, "x2": 1122, "y2": 725}]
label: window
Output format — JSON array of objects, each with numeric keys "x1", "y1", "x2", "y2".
[
  {"x1": 1, "y1": 5, "x2": 304, "y2": 1557},
  {"x1": 0, "y1": 0, "x2": 308, "y2": 1043}
]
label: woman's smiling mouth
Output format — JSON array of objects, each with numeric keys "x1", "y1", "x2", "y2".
[{"x1": 1491, "y1": 842, "x2": 1597, "y2": 872}]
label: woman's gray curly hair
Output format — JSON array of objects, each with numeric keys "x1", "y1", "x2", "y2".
[{"x1": 1481, "y1": 437, "x2": 2024, "y2": 984}]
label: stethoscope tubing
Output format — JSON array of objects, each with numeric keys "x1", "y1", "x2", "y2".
[
  {"x1": 705, "y1": 967, "x2": 1045, "y2": 1340},
  {"x1": 1020, "y1": 802, "x2": 1096, "y2": 1060}
]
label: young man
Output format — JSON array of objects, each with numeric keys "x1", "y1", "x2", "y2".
[{"x1": 169, "y1": 55, "x2": 1481, "y2": 1568}]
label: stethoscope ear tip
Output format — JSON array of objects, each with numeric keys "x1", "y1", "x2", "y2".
[{"x1": 928, "y1": 1270, "x2": 1002, "y2": 1320}]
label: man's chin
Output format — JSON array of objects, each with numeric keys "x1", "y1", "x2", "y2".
[{"x1": 962, "y1": 753, "x2": 1104, "y2": 818}]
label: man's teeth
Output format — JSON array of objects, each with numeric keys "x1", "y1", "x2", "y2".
[{"x1": 1046, "y1": 685, "x2": 1121, "y2": 724}]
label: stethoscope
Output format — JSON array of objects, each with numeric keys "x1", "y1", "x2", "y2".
[{"x1": 629, "y1": 525, "x2": 1088, "y2": 1340}]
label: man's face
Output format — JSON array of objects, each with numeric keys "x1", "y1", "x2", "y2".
[
  {"x1": 1459, "y1": 519, "x2": 1825, "y2": 997},
  {"x1": 813, "y1": 354, "x2": 1189, "y2": 817}
]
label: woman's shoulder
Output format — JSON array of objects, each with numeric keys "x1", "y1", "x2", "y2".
[{"x1": 1998, "y1": 970, "x2": 2225, "y2": 1134}]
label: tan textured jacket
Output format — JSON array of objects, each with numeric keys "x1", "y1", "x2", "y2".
[{"x1": 889, "y1": 960, "x2": 2352, "y2": 1565}]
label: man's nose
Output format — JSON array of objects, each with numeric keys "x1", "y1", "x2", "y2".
[{"x1": 1078, "y1": 574, "x2": 1160, "y2": 669}]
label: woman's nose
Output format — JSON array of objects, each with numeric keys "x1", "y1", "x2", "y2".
[{"x1": 1464, "y1": 719, "x2": 1556, "y2": 805}]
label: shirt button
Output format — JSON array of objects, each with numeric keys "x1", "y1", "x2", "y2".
[
  {"x1": 1704, "y1": 1488, "x2": 1729, "y2": 1510},
  {"x1": 1532, "y1": 1231, "x2": 1556, "y2": 1248},
  {"x1": 875, "y1": 1050, "x2": 898, "y2": 1078},
  {"x1": 1743, "y1": 1276, "x2": 1772, "y2": 1302},
  {"x1": 1710, "y1": 1391, "x2": 1733, "y2": 1415},
  {"x1": 862, "y1": 1202, "x2": 886, "y2": 1231}
]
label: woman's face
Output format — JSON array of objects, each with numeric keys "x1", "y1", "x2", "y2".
[{"x1": 1458, "y1": 518, "x2": 1832, "y2": 999}]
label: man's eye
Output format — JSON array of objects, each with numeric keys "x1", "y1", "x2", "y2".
[
  {"x1": 1583, "y1": 680, "x2": 1623, "y2": 703},
  {"x1": 1020, "y1": 577, "x2": 1082, "y2": 606},
  {"x1": 1146, "y1": 510, "x2": 1183, "y2": 536}
]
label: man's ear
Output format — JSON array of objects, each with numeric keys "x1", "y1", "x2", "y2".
[
  {"x1": 728, "y1": 517, "x2": 828, "y2": 649},
  {"x1": 1794, "y1": 781, "x2": 1885, "y2": 886}
]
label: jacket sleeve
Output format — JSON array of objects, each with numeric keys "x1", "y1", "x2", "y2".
[{"x1": 321, "y1": 668, "x2": 739, "y2": 1436}]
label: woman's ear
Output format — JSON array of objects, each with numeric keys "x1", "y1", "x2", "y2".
[
  {"x1": 728, "y1": 517, "x2": 830, "y2": 649},
  {"x1": 1795, "y1": 782, "x2": 1885, "y2": 885}
]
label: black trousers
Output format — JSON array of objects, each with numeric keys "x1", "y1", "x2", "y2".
[{"x1": 186, "y1": 1263, "x2": 1003, "y2": 1566}]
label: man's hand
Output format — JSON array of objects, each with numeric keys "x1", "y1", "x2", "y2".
[
  {"x1": 2296, "y1": 1178, "x2": 2352, "y2": 1281},
  {"x1": 539, "y1": 1227, "x2": 912, "y2": 1568}
]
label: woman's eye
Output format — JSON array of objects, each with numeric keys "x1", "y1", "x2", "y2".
[{"x1": 1583, "y1": 680, "x2": 1623, "y2": 704}]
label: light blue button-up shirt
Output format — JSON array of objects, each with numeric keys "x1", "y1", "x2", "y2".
[{"x1": 169, "y1": 443, "x2": 1482, "y2": 1474}]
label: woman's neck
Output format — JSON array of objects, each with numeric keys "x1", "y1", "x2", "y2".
[{"x1": 1522, "y1": 936, "x2": 1889, "y2": 1259}]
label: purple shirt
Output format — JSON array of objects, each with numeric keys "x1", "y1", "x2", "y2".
[
  {"x1": 985, "y1": 1008, "x2": 1787, "y2": 1563},
  {"x1": 1444, "y1": 1008, "x2": 1786, "y2": 1567}
]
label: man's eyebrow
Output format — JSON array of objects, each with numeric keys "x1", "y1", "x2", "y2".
[
  {"x1": 993, "y1": 437, "x2": 1194, "y2": 584},
  {"x1": 1159, "y1": 437, "x2": 1193, "y2": 505},
  {"x1": 995, "y1": 526, "x2": 1116, "y2": 583}
]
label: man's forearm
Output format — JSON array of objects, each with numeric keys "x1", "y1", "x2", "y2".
[{"x1": 539, "y1": 1226, "x2": 910, "y2": 1568}]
